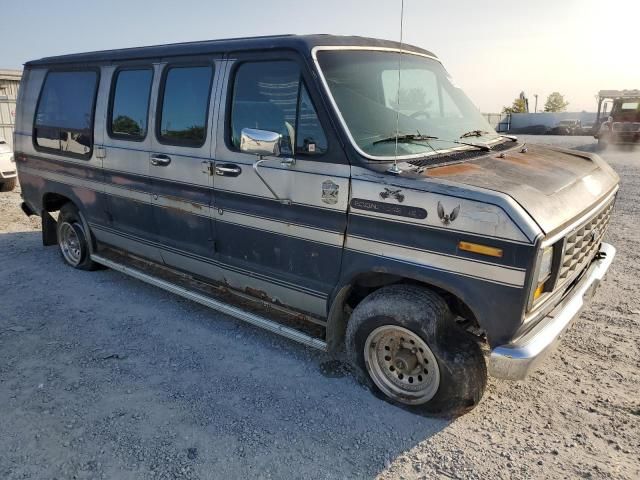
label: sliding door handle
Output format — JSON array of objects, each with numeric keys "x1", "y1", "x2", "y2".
[{"x1": 150, "y1": 154, "x2": 172, "y2": 166}]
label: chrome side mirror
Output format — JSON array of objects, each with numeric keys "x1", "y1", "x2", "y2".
[{"x1": 240, "y1": 128, "x2": 281, "y2": 157}]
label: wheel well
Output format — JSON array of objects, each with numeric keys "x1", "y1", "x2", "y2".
[
  {"x1": 43, "y1": 192, "x2": 72, "y2": 212},
  {"x1": 344, "y1": 273, "x2": 478, "y2": 325},
  {"x1": 327, "y1": 272, "x2": 481, "y2": 353}
]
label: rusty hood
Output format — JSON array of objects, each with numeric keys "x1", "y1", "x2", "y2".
[{"x1": 425, "y1": 144, "x2": 620, "y2": 234}]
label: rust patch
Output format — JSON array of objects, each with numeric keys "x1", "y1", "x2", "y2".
[
  {"x1": 427, "y1": 162, "x2": 483, "y2": 177},
  {"x1": 245, "y1": 286, "x2": 269, "y2": 301},
  {"x1": 495, "y1": 153, "x2": 545, "y2": 168}
]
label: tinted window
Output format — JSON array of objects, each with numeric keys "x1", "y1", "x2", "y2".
[
  {"x1": 231, "y1": 61, "x2": 326, "y2": 157},
  {"x1": 110, "y1": 69, "x2": 153, "y2": 140},
  {"x1": 158, "y1": 65, "x2": 213, "y2": 146},
  {"x1": 34, "y1": 70, "x2": 98, "y2": 156}
]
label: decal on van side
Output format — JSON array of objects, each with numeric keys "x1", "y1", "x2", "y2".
[{"x1": 350, "y1": 198, "x2": 427, "y2": 220}]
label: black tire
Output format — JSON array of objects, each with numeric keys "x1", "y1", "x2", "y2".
[
  {"x1": 0, "y1": 178, "x2": 16, "y2": 192},
  {"x1": 56, "y1": 203, "x2": 98, "y2": 270},
  {"x1": 346, "y1": 284, "x2": 487, "y2": 417}
]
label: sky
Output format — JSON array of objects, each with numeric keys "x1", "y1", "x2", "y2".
[{"x1": 3, "y1": 0, "x2": 638, "y2": 113}]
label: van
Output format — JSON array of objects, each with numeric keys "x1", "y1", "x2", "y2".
[{"x1": 15, "y1": 35, "x2": 618, "y2": 415}]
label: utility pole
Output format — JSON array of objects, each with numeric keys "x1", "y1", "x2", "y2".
[{"x1": 534, "y1": 94, "x2": 538, "y2": 113}]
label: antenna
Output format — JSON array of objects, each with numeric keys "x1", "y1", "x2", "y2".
[{"x1": 387, "y1": 0, "x2": 404, "y2": 175}]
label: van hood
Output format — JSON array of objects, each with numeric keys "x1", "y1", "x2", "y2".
[{"x1": 425, "y1": 144, "x2": 620, "y2": 234}]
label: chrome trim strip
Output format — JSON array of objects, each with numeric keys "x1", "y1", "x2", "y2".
[
  {"x1": 91, "y1": 254, "x2": 328, "y2": 351},
  {"x1": 489, "y1": 242, "x2": 616, "y2": 380},
  {"x1": 310, "y1": 46, "x2": 491, "y2": 163}
]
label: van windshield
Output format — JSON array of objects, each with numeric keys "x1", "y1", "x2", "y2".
[{"x1": 316, "y1": 50, "x2": 498, "y2": 159}]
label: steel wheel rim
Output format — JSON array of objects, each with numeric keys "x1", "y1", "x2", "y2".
[
  {"x1": 364, "y1": 325, "x2": 440, "y2": 405},
  {"x1": 59, "y1": 222, "x2": 82, "y2": 266}
]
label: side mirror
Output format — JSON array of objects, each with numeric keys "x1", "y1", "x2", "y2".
[{"x1": 240, "y1": 128, "x2": 281, "y2": 157}]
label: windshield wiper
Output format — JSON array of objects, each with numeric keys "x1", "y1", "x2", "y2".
[
  {"x1": 372, "y1": 132, "x2": 493, "y2": 153},
  {"x1": 460, "y1": 129, "x2": 490, "y2": 138},
  {"x1": 373, "y1": 133, "x2": 439, "y2": 145},
  {"x1": 424, "y1": 137, "x2": 492, "y2": 152}
]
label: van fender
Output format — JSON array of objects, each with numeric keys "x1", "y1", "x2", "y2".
[
  {"x1": 326, "y1": 258, "x2": 527, "y2": 350},
  {"x1": 325, "y1": 265, "x2": 481, "y2": 354}
]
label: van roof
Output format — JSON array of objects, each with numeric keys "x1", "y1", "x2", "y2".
[{"x1": 25, "y1": 34, "x2": 437, "y2": 67}]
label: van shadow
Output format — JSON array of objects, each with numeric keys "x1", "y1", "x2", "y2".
[{"x1": 0, "y1": 230, "x2": 451, "y2": 479}]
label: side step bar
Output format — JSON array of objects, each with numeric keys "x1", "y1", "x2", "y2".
[{"x1": 91, "y1": 254, "x2": 328, "y2": 351}]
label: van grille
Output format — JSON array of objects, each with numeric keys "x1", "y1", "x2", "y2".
[{"x1": 557, "y1": 198, "x2": 614, "y2": 285}]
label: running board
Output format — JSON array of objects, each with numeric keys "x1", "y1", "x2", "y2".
[{"x1": 91, "y1": 254, "x2": 328, "y2": 351}]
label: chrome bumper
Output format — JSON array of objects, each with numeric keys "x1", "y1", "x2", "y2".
[{"x1": 489, "y1": 242, "x2": 616, "y2": 380}]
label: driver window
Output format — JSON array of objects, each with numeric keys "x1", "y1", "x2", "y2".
[
  {"x1": 230, "y1": 60, "x2": 327, "y2": 157},
  {"x1": 231, "y1": 61, "x2": 299, "y2": 156}
]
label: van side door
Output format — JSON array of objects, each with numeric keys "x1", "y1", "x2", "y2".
[
  {"x1": 148, "y1": 58, "x2": 220, "y2": 273},
  {"x1": 212, "y1": 53, "x2": 350, "y2": 318},
  {"x1": 100, "y1": 64, "x2": 162, "y2": 262}
]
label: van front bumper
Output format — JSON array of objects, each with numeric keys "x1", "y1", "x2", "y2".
[{"x1": 488, "y1": 242, "x2": 616, "y2": 380}]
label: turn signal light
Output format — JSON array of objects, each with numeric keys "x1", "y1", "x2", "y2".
[
  {"x1": 533, "y1": 282, "x2": 545, "y2": 300},
  {"x1": 458, "y1": 241, "x2": 503, "y2": 258}
]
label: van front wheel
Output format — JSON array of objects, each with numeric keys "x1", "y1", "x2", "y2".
[{"x1": 345, "y1": 284, "x2": 486, "y2": 416}]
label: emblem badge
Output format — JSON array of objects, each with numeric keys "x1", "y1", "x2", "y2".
[
  {"x1": 379, "y1": 188, "x2": 405, "y2": 203},
  {"x1": 437, "y1": 201, "x2": 460, "y2": 225},
  {"x1": 321, "y1": 180, "x2": 339, "y2": 205}
]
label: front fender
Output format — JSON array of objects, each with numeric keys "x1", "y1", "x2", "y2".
[{"x1": 328, "y1": 250, "x2": 530, "y2": 350}]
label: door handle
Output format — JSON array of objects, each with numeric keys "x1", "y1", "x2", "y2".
[
  {"x1": 215, "y1": 164, "x2": 242, "y2": 177},
  {"x1": 150, "y1": 154, "x2": 171, "y2": 166}
]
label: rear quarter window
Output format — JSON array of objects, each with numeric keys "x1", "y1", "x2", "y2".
[{"x1": 34, "y1": 70, "x2": 99, "y2": 158}]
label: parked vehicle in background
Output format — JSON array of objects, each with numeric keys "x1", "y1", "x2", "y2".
[
  {"x1": 580, "y1": 122, "x2": 596, "y2": 135},
  {"x1": 550, "y1": 119, "x2": 582, "y2": 135},
  {"x1": 0, "y1": 137, "x2": 17, "y2": 191},
  {"x1": 595, "y1": 90, "x2": 640, "y2": 148},
  {"x1": 14, "y1": 35, "x2": 619, "y2": 416}
]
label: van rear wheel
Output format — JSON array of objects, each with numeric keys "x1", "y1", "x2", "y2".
[
  {"x1": 56, "y1": 203, "x2": 98, "y2": 270},
  {"x1": 345, "y1": 284, "x2": 487, "y2": 416}
]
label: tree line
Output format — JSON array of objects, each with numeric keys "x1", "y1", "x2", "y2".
[{"x1": 502, "y1": 92, "x2": 569, "y2": 114}]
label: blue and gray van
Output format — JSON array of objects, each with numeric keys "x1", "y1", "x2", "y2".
[{"x1": 14, "y1": 35, "x2": 618, "y2": 415}]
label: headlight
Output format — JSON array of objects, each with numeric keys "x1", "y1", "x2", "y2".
[
  {"x1": 10, "y1": 154, "x2": 15, "y2": 163},
  {"x1": 537, "y1": 247, "x2": 553, "y2": 283},
  {"x1": 533, "y1": 246, "x2": 553, "y2": 302}
]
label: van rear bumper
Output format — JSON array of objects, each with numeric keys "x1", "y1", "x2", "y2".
[{"x1": 488, "y1": 242, "x2": 616, "y2": 380}]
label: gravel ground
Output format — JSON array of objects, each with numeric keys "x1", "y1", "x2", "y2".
[{"x1": 0, "y1": 136, "x2": 638, "y2": 479}]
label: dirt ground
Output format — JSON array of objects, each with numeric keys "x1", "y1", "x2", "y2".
[{"x1": 0, "y1": 136, "x2": 638, "y2": 479}]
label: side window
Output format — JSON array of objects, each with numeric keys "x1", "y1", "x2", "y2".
[
  {"x1": 109, "y1": 68, "x2": 153, "y2": 140},
  {"x1": 230, "y1": 60, "x2": 327, "y2": 157},
  {"x1": 158, "y1": 65, "x2": 213, "y2": 146},
  {"x1": 34, "y1": 70, "x2": 99, "y2": 157},
  {"x1": 296, "y1": 84, "x2": 327, "y2": 155}
]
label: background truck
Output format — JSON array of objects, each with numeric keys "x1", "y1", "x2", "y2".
[{"x1": 595, "y1": 89, "x2": 640, "y2": 147}]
